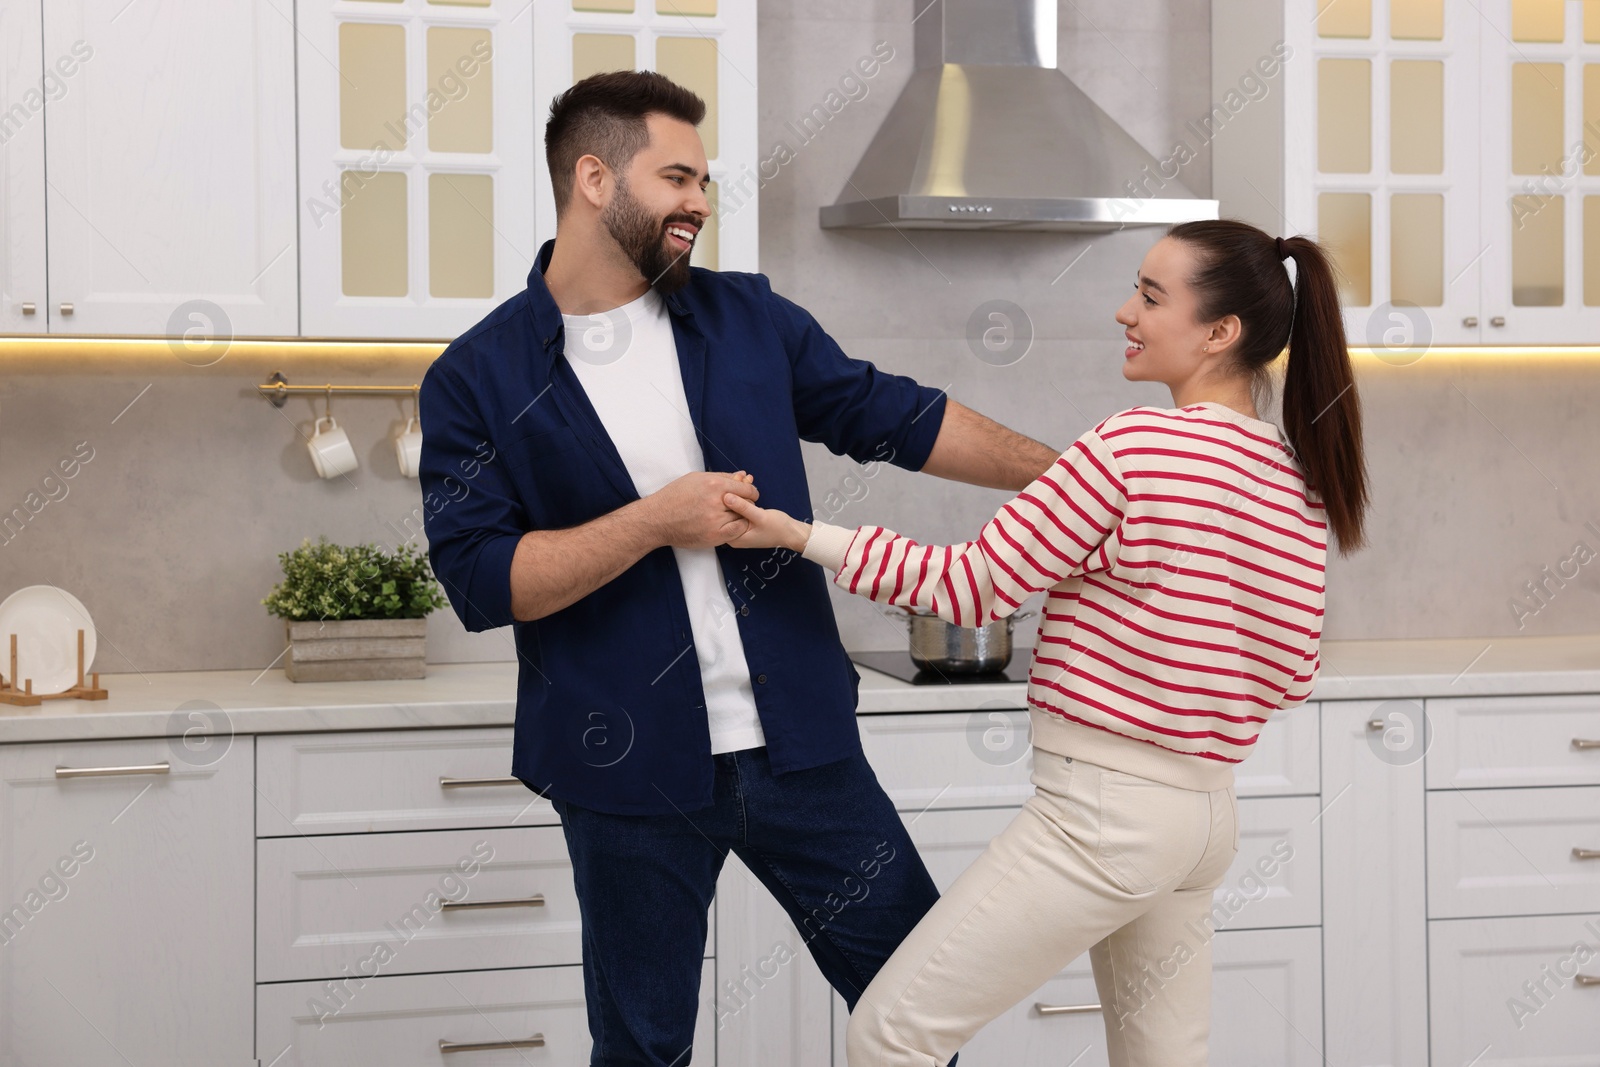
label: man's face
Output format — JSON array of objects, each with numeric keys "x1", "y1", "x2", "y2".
[{"x1": 599, "y1": 113, "x2": 712, "y2": 296}]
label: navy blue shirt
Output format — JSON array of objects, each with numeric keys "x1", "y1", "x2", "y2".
[{"x1": 419, "y1": 238, "x2": 948, "y2": 815}]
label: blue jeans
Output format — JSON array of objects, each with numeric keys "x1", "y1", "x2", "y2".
[{"x1": 552, "y1": 746, "x2": 944, "y2": 1067}]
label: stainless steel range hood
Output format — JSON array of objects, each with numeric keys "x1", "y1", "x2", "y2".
[{"x1": 820, "y1": 0, "x2": 1219, "y2": 232}]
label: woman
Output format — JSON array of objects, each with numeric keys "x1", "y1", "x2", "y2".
[{"x1": 720, "y1": 219, "x2": 1369, "y2": 1066}]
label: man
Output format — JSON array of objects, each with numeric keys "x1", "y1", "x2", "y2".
[{"x1": 420, "y1": 70, "x2": 1058, "y2": 1066}]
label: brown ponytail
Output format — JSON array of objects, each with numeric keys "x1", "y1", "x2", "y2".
[{"x1": 1166, "y1": 220, "x2": 1370, "y2": 554}]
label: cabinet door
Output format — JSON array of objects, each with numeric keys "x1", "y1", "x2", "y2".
[
  {"x1": 715, "y1": 854, "x2": 836, "y2": 1067},
  {"x1": 296, "y1": 0, "x2": 535, "y2": 339},
  {"x1": 41, "y1": 1, "x2": 296, "y2": 336},
  {"x1": 1211, "y1": 927, "x2": 1324, "y2": 1067},
  {"x1": 1477, "y1": 0, "x2": 1600, "y2": 344},
  {"x1": 1430, "y1": 912, "x2": 1600, "y2": 1066},
  {"x1": 258, "y1": 960, "x2": 717, "y2": 1065},
  {"x1": 0, "y1": 0, "x2": 46, "y2": 334},
  {"x1": 1281, "y1": 0, "x2": 1484, "y2": 349},
  {"x1": 1320, "y1": 700, "x2": 1428, "y2": 1067},
  {"x1": 0, "y1": 736, "x2": 254, "y2": 1066}
]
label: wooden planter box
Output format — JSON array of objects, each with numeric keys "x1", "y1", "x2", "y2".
[{"x1": 284, "y1": 618, "x2": 427, "y2": 682}]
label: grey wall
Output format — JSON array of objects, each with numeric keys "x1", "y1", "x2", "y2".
[{"x1": 0, "y1": 0, "x2": 1595, "y2": 680}]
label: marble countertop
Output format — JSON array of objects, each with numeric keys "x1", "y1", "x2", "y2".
[{"x1": 2, "y1": 633, "x2": 1597, "y2": 744}]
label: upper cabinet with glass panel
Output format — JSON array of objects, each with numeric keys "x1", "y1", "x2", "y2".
[
  {"x1": 1212, "y1": 0, "x2": 1600, "y2": 346},
  {"x1": 297, "y1": 0, "x2": 536, "y2": 339}
]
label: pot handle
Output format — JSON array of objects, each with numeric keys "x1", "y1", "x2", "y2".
[{"x1": 1011, "y1": 609, "x2": 1038, "y2": 623}]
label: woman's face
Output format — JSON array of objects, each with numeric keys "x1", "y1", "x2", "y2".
[{"x1": 1114, "y1": 237, "x2": 1221, "y2": 389}]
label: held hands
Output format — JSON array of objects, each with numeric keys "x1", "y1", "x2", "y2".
[
  {"x1": 644, "y1": 471, "x2": 761, "y2": 549},
  {"x1": 721, "y1": 489, "x2": 811, "y2": 553}
]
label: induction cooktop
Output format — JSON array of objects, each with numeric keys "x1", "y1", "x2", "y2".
[{"x1": 849, "y1": 650, "x2": 1032, "y2": 686}]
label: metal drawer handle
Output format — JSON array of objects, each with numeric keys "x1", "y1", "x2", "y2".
[
  {"x1": 1367, "y1": 719, "x2": 1385, "y2": 731},
  {"x1": 56, "y1": 762, "x2": 170, "y2": 779},
  {"x1": 1574, "y1": 848, "x2": 1600, "y2": 860},
  {"x1": 1577, "y1": 974, "x2": 1600, "y2": 987},
  {"x1": 1035, "y1": 1002, "x2": 1102, "y2": 1016},
  {"x1": 439, "y1": 775, "x2": 522, "y2": 788},
  {"x1": 441, "y1": 894, "x2": 544, "y2": 911},
  {"x1": 21, "y1": 302, "x2": 35, "y2": 315},
  {"x1": 1573, "y1": 738, "x2": 1600, "y2": 750},
  {"x1": 59, "y1": 302, "x2": 73, "y2": 316},
  {"x1": 440, "y1": 1034, "x2": 545, "y2": 1053}
]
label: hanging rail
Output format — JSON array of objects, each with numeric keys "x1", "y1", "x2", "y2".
[{"x1": 257, "y1": 372, "x2": 420, "y2": 409}]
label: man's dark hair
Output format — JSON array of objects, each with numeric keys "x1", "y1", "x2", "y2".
[{"x1": 544, "y1": 70, "x2": 706, "y2": 215}]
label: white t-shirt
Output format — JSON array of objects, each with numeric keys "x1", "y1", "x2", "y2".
[{"x1": 561, "y1": 288, "x2": 766, "y2": 754}]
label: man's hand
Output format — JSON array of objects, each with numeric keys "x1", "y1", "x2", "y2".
[
  {"x1": 641, "y1": 471, "x2": 761, "y2": 549},
  {"x1": 721, "y1": 491, "x2": 811, "y2": 553}
]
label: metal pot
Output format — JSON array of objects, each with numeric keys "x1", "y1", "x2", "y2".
[{"x1": 896, "y1": 609, "x2": 1036, "y2": 674}]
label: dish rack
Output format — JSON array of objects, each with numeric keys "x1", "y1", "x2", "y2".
[{"x1": 0, "y1": 631, "x2": 108, "y2": 707}]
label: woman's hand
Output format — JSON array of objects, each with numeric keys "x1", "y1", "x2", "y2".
[{"x1": 721, "y1": 488, "x2": 811, "y2": 552}]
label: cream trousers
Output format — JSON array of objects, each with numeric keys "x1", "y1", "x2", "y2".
[{"x1": 846, "y1": 751, "x2": 1240, "y2": 1067}]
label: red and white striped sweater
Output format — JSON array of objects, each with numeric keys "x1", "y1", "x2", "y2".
[{"x1": 803, "y1": 401, "x2": 1326, "y2": 791}]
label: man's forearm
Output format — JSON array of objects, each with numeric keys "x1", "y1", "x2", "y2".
[
  {"x1": 509, "y1": 502, "x2": 662, "y2": 621},
  {"x1": 920, "y1": 398, "x2": 1059, "y2": 490}
]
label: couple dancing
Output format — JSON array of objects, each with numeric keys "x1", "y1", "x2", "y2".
[{"x1": 421, "y1": 70, "x2": 1369, "y2": 1067}]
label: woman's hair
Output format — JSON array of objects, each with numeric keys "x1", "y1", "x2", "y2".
[{"x1": 1165, "y1": 219, "x2": 1369, "y2": 554}]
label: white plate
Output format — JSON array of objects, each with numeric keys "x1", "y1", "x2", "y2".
[{"x1": 0, "y1": 585, "x2": 97, "y2": 695}]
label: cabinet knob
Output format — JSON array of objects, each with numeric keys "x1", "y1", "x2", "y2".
[
  {"x1": 20, "y1": 302, "x2": 35, "y2": 316},
  {"x1": 1367, "y1": 719, "x2": 1386, "y2": 731},
  {"x1": 1462, "y1": 316, "x2": 1478, "y2": 328},
  {"x1": 1490, "y1": 316, "x2": 1506, "y2": 327},
  {"x1": 59, "y1": 302, "x2": 74, "y2": 316}
]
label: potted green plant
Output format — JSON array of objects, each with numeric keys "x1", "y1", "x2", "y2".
[{"x1": 262, "y1": 537, "x2": 448, "y2": 682}]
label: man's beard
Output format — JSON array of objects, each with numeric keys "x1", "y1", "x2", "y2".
[{"x1": 600, "y1": 178, "x2": 696, "y2": 296}]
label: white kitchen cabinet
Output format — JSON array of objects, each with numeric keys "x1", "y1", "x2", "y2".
[
  {"x1": 1212, "y1": 794, "x2": 1322, "y2": 932},
  {"x1": 1320, "y1": 698, "x2": 1429, "y2": 1067},
  {"x1": 257, "y1": 959, "x2": 718, "y2": 1066},
  {"x1": 295, "y1": 0, "x2": 536, "y2": 338},
  {"x1": 714, "y1": 853, "x2": 836, "y2": 1067},
  {"x1": 0, "y1": 736, "x2": 254, "y2": 1066},
  {"x1": 1429, "y1": 912, "x2": 1600, "y2": 1066},
  {"x1": 1427, "y1": 784, "x2": 1600, "y2": 919},
  {"x1": 1210, "y1": 926, "x2": 1324, "y2": 1067},
  {"x1": 256, "y1": 825, "x2": 591, "y2": 983},
  {"x1": 856, "y1": 708, "x2": 1036, "y2": 812},
  {"x1": 40, "y1": 1, "x2": 297, "y2": 337},
  {"x1": 1427, "y1": 693, "x2": 1600, "y2": 789},
  {"x1": 0, "y1": 0, "x2": 47, "y2": 335},
  {"x1": 255, "y1": 726, "x2": 548, "y2": 836},
  {"x1": 1216, "y1": 0, "x2": 1600, "y2": 347}
]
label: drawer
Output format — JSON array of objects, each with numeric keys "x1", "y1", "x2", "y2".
[
  {"x1": 257, "y1": 960, "x2": 716, "y2": 1065},
  {"x1": 1429, "y1": 913, "x2": 1600, "y2": 1065},
  {"x1": 1427, "y1": 785, "x2": 1600, "y2": 919},
  {"x1": 257, "y1": 826, "x2": 583, "y2": 982},
  {"x1": 828, "y1": 921, "x2": 1322, "y2": 1067},
  {"x1": 256, "y1": 727, "x2": 550, "y2": 836},
  {"x1": 1214, "y1": 796, "x2": 1322, "y2": 931},
  {"x1": 1427, "y1": 695, "x2": 1600, "y2": 790},
  {"x1": 1234, "y1": 705, "x2": 1320, "y2": 797},
  {"x1": 859, "y1": 711, "x2": 1036, "y2": 812}
]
